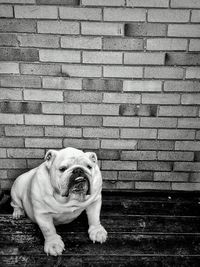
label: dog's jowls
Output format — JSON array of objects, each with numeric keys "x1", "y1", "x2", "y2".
[{"x1": 11, "y1": 147, "x2": 107, "y2": 256}]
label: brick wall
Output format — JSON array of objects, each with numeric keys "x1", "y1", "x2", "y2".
[{"x1": 0, "y1": 0, "x2": 200, "y2": 191}]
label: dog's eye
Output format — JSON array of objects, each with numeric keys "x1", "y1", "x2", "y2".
[
  {"x1": 59, "y1": 166, "x2": 67, "y2": 172},
  {"x1": 87, "y1": 165, "x2": 92, "y2": 170}
]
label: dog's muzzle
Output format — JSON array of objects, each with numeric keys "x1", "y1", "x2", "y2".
[{"x1": 66, "y1": 167, "x2": 90, "y2": 197}]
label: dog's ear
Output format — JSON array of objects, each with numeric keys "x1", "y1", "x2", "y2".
[
  {"x1": 85, "y1": 152, "x2": 98, "y2": 164},
  {"x1": 45, "y1": 150, "x2": 58, "y2": 169}
]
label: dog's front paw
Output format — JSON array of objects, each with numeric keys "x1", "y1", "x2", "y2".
[
  {"x1": 88, "y1": 225, "x2": 107, "y2": 244},
  {"x1": 44, "y1": 234, "x2": 65, "y2": 256},
  {"x1": 13, "y1": 207, "x2": 25, "y2": 219}
]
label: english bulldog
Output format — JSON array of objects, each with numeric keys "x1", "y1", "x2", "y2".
[{"x1": 11, "y1": 147, "x2": 107, "y2": 256}]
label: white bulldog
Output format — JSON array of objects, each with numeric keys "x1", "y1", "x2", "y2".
[{"x1": 11, "y1": 147, "x2": 107, "y2": 256}]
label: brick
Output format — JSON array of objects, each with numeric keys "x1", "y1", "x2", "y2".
[
  {"x1": 5, "y1": 126, "x2": 43, "y2": 136},
  {"x1": 60, "y1": 7, "x2": 101, "y2": 20},
  {"x1": 115, "y1": 181, "x2": 135, "y2": 190},
  {"x1": 15, "y1": 6, "x2": 57, "y2": 19},
  {"x1": 181, "y1": 94, "x2": 200, "y2": 105},
  {"x1": 0, "y1": 76, "x2": 41, "y2": 88},
  {"x1": 82, "y1": 104, "x2": 119, "y2": 115},
  {"x1": 166, "y1": 53, "x2": 200, "y2": 66},
  {"x1": 97, "y1": 150, "x2": 120, "y2": 160},
  {"x1": 190, "y1": 173, "x2": 200, "y2": 182},
  {"x1": 25, "y1": 138, "x2": 62, "y2": 148},
  {"x1": 61, "y1": 36, "x2": 101, "y2": 50},
  {"x1": 102, "y1": 160, "x2": 137, "y2": 171},
  {"x1": 178, "y1": 118, "x2": 200, "y2": 129},
  {"x1": 83, "y1": 51, "x2": 122, "y2": 64},
  {"x1": 0, "y1": 137, "x2": 24, "y2": 148},
  {"x1": 0, "y1": 33, "x2": 18, "y2": 46},
  {"x1": 124, "y1": 52, "x2": 165, "y2": 65},
  {"x1": 158, "y1": 129, "x2": 195, "y2": 140},
  {"x1": 154, "y1": 172, "x2": 189, "y2": 182},
  {"x1": 43, "y1": 77, "x2": 82, "y2": 90},
  {"x1": 121, "y1": 151, "x2": 156, "y2": 161},
  {"x1": 119, "y1": 104, "x2": 137, "y2": 116},
  {"x1": 146, "y1": 38, "x2": 187, "y2": 51},
  {"x1": 64, "y1": 91, "x2": 102, "y2": 103},
  {"x1": 127, "y1": 0, "x2": 169, "y2": 7},
  {"x1": 36, "y1": 0, "x2": 80, "y2": 4},
  {"x1": 0, "y1": 0, "x2": 35, "y2": 2},
  {"x1": 104, "y1": 8, "x2": 145, "y2": 22},
  {"x1": 83, "y1": 128, "x2": 119, "y2": 138},
  {"x1": 103, "y1": 37, "x2": 143, "y2": 51},
  {"x1": 0, "y1": 5, "x2": 13, "y2": 17},
  {"x1": 142, "y1": 93, "x2": 180, "y2": 104},
  {"x1": 63, "y1": 138, "x2": 99, "y2": 150},
  {"x1": 175, "y1": 141, "x2": 200, "y2": 151},
  {"x1": 82, "y1": 0, "x2": 125, "y2": 6},
  {"x1": 125, "y1": 23, "x2": 166, "y2": 37},
  {"x1": 174, "y1": 162, "x2": 200, "y2": 172},
  {"x1": 144, "y1": 67, "x2": 184, "y2": 79},
  {"x1": 136, "y1": 181, "x2": 171, "y2": 190},
  {"x1": 24, "y1": 89, "x2": 63, "y2": 102},
  {"x1": 27, "y1": 159, "x2": 44, "y2": 169},
  {"x1": 102, "y1": 171, "x2": 118, "y2": 180},
  {"x1": 120, "y1": 104, "x2": 157, "y2": 117},
  {"x1": 62, "y1": 65, "x2": 101, "y2": 78},
  {"x1": 103, "y1": 66, "x2": 143, "y2": 78},
  {"x1": 0, "y1": 63, "x2": 19, "y2": 74},
  {"x1": 123, "y1": 80, "x2": 162, "y2": 92},
  {"x1": 196, "y1": 132, "x2": 200, "y2": 140},
  {"x1": 0, "y1": 170, "x2": 7, "y2": 178},
  {"x1": 7, "y1": 148, "x2": 44, "y2": 159},
  {"x1": 168, "y1": 25, "x2": 200, "y2": 37},
  {"x1": 103, "y1": 93, "x2": 140, "y2": 104},
  {"x1": 25, "y1": 114, "x2": 63, "y2": 126},
  {"x1": 37, "y1": 21, "x2": 79, "y2": 34},
  {"x1": 138, "y1": 105, "x2": 157, "y2": 117},
  {"x1": 0, "y1": 101, "x2": 42, "y2": 114},
  {"x1": 189, "y1": 40, "x2": 200, "y2": 51},
  {"x1": 164, "y1": 81, "x2": 200, "y2": 92},
  {"x1": 158, "y1": 151, "x2": 194, "y2": 161},
  {"x1": 159, "y1": 106, "x2": 197, "y2": 117},
  {"x1": 18, "y1": 34, "x2": 59, "y2": 48},
  {"x1": 0, "y1": 159, "x2": 26, "y2": 169},
  {"x1": 82, "y1": 22, "x2": 124, "y2": 36},
  {"x1": 20, "y1": 63, "x2": 61, "y2": 76},
  {"x1": 191, "y1": 10, "x2": 200, "y2": 22},
  {"x1": 0, "y1": 88, "x2": 22, "y2": 100},
  {"x1": 148, "y1": 9, "x2": 189, "y2": 23},
  {"x1": 103, "y1": 117, "x2": 139, "y2": 127},
  {"x1": 186, "y1": 68, "x2": 200, "y2": 79},
  {"x1": 0, "y1": 114, "x2": 22, "y2": 124},
  {"x1": 138, "y1": 140, "x2": 174, "y2": 150},
  {"x1": 172, "y1": 183, "x2": 200, "y2": 191},
  {"x1": 83, "y1": 79, "x2": 123, "y2": 92},
  {"x1": 0, "y1": 126, "x2": 4, "y2": 136},
  {"x1": 140, "y1": 118, "x2": 177, "y2": 128},
  {"x1": 121, "y1": 128, "x2": 157, "y2": 139},
  {"x1": 0, "y1": 48, "x2": 38, "y2": 61},
  {"x1": 0, "y1": 19, "x2": 36, "y2": 33},
  {"x1": 39, "y1": 49, "x2": 81, "y2": 63},
  {"x1": 45, "y1": 127, "x2": 81, "y2": 137},
  {"x1": 171, "y1": 0, "x2": 200, "y2": 8},
  {"x1": 118, "y1": 171, "x2": 153, "y2": 181},
  {"x1": 101, "y1": 140, "x2": 137, "y2": 150},
  {"x1": 138, "y1": 161, "x2": 172, "y2": 171},
  {"x1": 42, "y1": 103, "x2": 81, "y2": 114},
  {"x1": 65, "y1": 115, "x2": 102, "y2": 126}
]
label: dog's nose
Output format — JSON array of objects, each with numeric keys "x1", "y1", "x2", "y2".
[{"x1": 73, "y1": 168, "x2": 84, "y2": 175}]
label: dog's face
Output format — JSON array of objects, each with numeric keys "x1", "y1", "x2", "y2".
[{"x1": 45, "y1": 147, "x2": 98, "y2": 202}]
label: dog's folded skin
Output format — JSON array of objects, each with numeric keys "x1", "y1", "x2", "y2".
[{"x1": 11, "y1": 147, "x2": 107, "y2": 256}]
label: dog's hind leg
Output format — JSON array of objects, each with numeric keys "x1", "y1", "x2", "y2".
[{"x1": 11, "y1": 187, "x2": 25, "y2": 219}]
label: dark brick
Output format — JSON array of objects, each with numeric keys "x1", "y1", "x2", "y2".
[
  {"x1": 7, "y1": 169, "x2": 29, "y2": 179},
  {"x1": 0, "y1": 34, "x2": 18, "y2": 46},
  {"x1": 0, "y1": 19, "x2": 36, "y2": 33},
  {"x1": 194, "y1": 152, "x2": 200, "y2": 162},
  {"x1": 0, "y1": 101, "x2": 42, "y2": 114},
  {"x1": 0, "y1": 76, "x2": 41, "y2": 88},
  {"x1": 20, "y1": 63, "x2": 61, "y2": 76},
  {"x1": 36, "y1": 0, "x2": 80, "y2": 4},
  {"x1": 118, "y1": 171, "x2": 153, "y2": 181},
  {"x1": 125, "y1": 23, "x2": 166, "y2": 37},
  {"x1": 119, "y1": 104, "x2": 137, "y2": 116},
  {"x1": 138, "y1": 105, "x2": 158, "y2": 117},
  {"x1": 96, "y1": 150, "x2": 120, "y2": 160},
  {"x1": 0, "y1": 48, "x2": 39, "y2": 62},
  {"x1": 166, "y1": 53, "x2": 200, "y2": 66},
  {"x1": 0, "y1": 126, "x2": 4, "y2": 136},
  {"x1": 83, "y1": 79, "x2": 123, "y2": 92},
  {"x1": 103, "y1": 37, "x2": 143, "y2": 51}
]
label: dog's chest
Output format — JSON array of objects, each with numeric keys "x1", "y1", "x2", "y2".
[{"x1": 53, "y1": 208, "x2": 84, "y2": 225}]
